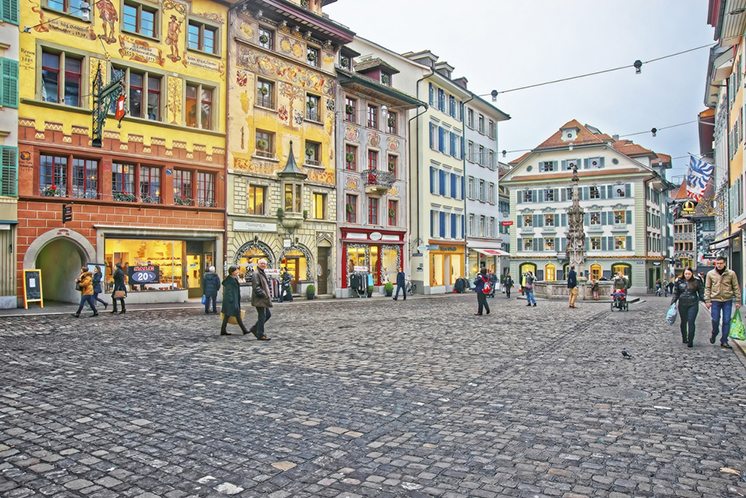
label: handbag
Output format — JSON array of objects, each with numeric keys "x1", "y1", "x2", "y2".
[
  {"x1": 75, "y1": 282, "x2": 81, "y2": 291},
  {"x1": 729, "y1": 309, "x2": 746, "y2": 340},
  {"x1": 665, "y1": 303, "x2": 677, "y2": 326},
  {"x1": 221, "y1": 310, "x2": 246, "y2": 325},
  {"x1": 113, "y1": 290, "x2": 126, "y2": 299},
  {"x1": 201, "y1": 294, "x2": 207, "y2": 305}
]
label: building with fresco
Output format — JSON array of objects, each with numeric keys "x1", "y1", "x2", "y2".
[
  {"x1": 225, "y1": 0, "x2": 353, "y2": 297},
  {"x1": 17, "y1": 0, "x2": 228, "y2": 305},
  {"x1": 0, "y1": 0, "x2": 18, "y2": 308},
  {"x1": 333, "y1": 39, "x2": 424, "y2": 298}
]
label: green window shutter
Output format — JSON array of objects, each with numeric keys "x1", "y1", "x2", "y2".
[
  {"x1": 0, "y1": 146, "x2": 18, "y2": 196},
  {"x1": 626, "y1": 236, "x2": 632, "y2": 250},
  {"x1": 626, "y1": 210, "x2": 632, "y2": 224},
  {"x1": 1, "y1": 0, "x2": 19, "y2": 25},
  {"x1": 0, "y1": 58, "x2": 18, "y2": 108}
]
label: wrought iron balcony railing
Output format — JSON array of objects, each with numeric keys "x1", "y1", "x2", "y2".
[{"x1": 362, "y1": 169, "x2": 395, "y2": 192}]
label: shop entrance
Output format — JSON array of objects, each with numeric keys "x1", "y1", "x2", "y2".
[
  {"x1": 37, "y1": 238, "x2": 86, "y2": 303},
  {"x1": 186, "y1": 253, "x2": 202, "y2": 298},
  {"x1": 282, "y1": 249, "x2": 307, "y2": 293}
]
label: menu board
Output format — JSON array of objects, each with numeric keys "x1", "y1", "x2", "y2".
[{"x1": 23, "y1": 269, "x2": 44, "y2": 309}]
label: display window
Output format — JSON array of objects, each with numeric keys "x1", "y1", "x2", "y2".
[
  {"x1": 281, "y1": 249, "x2": 308, "y2": 292},
  {"x1": 105, "y1": 238, "x2": 184, "y2": 290},
  {"x1": 344, "y1": 244, "x2": 401, "y2": 285}
]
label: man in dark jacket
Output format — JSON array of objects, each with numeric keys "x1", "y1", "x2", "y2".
[
  {"x1": 220, "y1": 266, "x2": 252, "y2": 336},
  {"x1": 111, "y1": 263, "x2": 127, "y2": 314},
  {"x1": 202, "y1": 266, "x2": 221, "y2": 314},
  {"x1": 394, "y1": 270, "x2": 406, "y2": 301},
  {"x1": 504, "y1": 273, "x2": 514, "y2": 299},
  {"x1": 248, "y1": 259, "x2": 272, "y2": 340},
  {"x1": 473, "y1": 268, "x2": 490, "y2": 316},
  {"x1": 567, "y1": 265, "x2": 578, "y2": 308}
]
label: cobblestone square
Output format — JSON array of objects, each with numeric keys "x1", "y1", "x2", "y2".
[{"x1": 1, "y1": 295, "x2": 745, "y2": 497}]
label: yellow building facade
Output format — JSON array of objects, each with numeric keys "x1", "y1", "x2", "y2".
[{"x1": 225, "y1": 0, "x2": 353, "y2": 296}]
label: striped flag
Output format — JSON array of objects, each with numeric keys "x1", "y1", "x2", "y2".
[{"x1": 686, "y1": 155, "x2": 714, "y2": 201}]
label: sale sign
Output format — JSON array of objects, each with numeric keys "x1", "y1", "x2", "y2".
[{"x1": 128, "y1": 265, "x2": 160, "y2": 284}]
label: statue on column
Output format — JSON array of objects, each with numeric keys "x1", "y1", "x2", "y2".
[{"x1": 565, "y1": 163, "x2": 586, "y2": 274}]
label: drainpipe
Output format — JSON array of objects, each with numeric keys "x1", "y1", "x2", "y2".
[
  {"x1": 223, "y1": 4, "x2": 235, "y2": 275},
  {"x1": 461, "y1": 92, "x2": 474, "y2": 277}
]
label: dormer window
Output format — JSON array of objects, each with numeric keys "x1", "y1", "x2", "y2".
[
  {"x1": 339, "y1": 55, "x2": 351, "y2": 69},
  {"x1": 561, "y1": 128, "x2": 578, "y2": 141},
  {"x1": 381, "y1": 72, "x2": 392, "y2": 86}
]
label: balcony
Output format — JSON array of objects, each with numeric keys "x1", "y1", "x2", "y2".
[{"x1": 362, "y1": 169, "x2": 395, "y2": 194}]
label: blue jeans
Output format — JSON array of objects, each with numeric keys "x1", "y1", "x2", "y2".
[
  {"x1": 710, "y1": 300, "x2": 733, "y2": 345},
  {"x1": 75, "y1": 295, "x2": 97, "y2": 315},
  {"x1": 678, "y1": 302, "x2": 699, "y2": 344},
  {"x1": 525, "y1": 289, "x2": 536, "y2": 305}
]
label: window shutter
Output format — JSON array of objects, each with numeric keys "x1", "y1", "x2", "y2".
[
  {"x1": 460, "y1": 176, "x2": 464, "y2": 200},
  {"x1": 584, "y1": 238, "x2": 590, "y2": 250},
  {"x1": 517, "y1": 216, "x2": 522, "y2": 228},
  {"x1": 560, "y1": 213, "x2": 567, "y2": 226},
  {"x1": 554, "y1": 237, "x2": 560, "y2": 251},
  {"x1": 517, "y1": 191, "x2": 522, "y2": 204},
  {"x1": 429, "y1": 167, "x2": 435, "y2": 194},
  {"x1": 429, "y1": 123, "x2": 434, "y2": 149},
  {"x1": 430, "y1": 210, "x2": 434, "y2": 237},
  {"x1": 560, "y1": 238, "x2": 566, "y2": 251},
  {"x1": 538, "y1": 215, "x2": 544, "y2": 227},
  {"x1": 0, "y1": 146, "x2": 18, "y2": 196},
  {"x1": 600, "y1": 186, "x2": 607, "y2": 199},
  {"x1": 601, "y1": 237, "x2": 607, "y2": 251},
  {"x1": 0, "y1": 58, "x2": 18, "y2": 108},
  {"x1": 561, "y1": 188, "x2": 567, "y2": 202},
  {"x1": 607, "y1": 236, "x2": 613, "y2": 250},
  {"x1": 532, "y1": 214, "x2": 538, "y2": 227},
  {"x1": 536, "y1": 237, "x2": 543, "y2": 251},
  {"x1": 607, "y1": 185, "x2": 613, "y2": 198},
  {"x1": 451, "y1": 213, "x2": 457, "y2": 238},
  {"x1": 583, "y1": 213, "x2": 590, "y2": 225},
  {"x1": 538, "y1": 189, "x2": 544, "y2": 202},
  {"x1": 626, "y1": 236, "x2": 632, "y2": 250},
  {"x1": 625, "y1": 184, "x2": 631, "y2": 197},
  {"x1": 1, "y1": 0, "x2": 18, "y2": 24},
  {"x1": 626, "y1": 210, "x2": 632, "y2": 224}
]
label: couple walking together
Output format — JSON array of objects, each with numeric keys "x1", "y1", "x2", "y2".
[{"x1": 220, "y1": 259, "x2": 272, "y2": 340}]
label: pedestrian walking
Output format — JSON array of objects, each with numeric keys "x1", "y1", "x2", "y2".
[
  {"x1": 72, "y1": 266, "x2": 98, "y2": 318},
  {"x1": 567, "y1": 265, "x2": 578, "y2": 308},
  {"x1": 504, "y1": 273, "x2": 514, "y2": 299},
  {"x1": 393, "y1": 269, "x2": 406, "y2": 301},
  {"x1": 202, "y1": 266, "x2": 220, "y2": 314},
  {"x1": 249, "y1": 259, "x2": 272, "y2": 340},
  {"x1": 671, "y1": 267, "x2": 705, "y2": 348},
  {"x1": 590, "y1": 277, "x2": 600, "y2": 301},
  {"x1": 111, "y1": 263, "x2": 127, "y2": 314},
  {"x1": 523, "y1": 271, "x2": 537, "y2": 307},
  {"x1": 220, "y1": 265, "x2": 254, "y2": 337},
  {"x1": 704, "y1": 256, "x2": 742, "y2": 349},
  {"x1": 280, "y1": 268, "x2": 293, "y2": 302},
  {"x1": 473, "y1": 268, "x2": 491, "y2": 315},
  {"x1": 92, "y1": 266, "x2": 108, "y2": 310},
  {"x1": 488, "y1": 271, "x2": 498, "y2": 298},
  {"x1": 666, "y1": 279, "x2": 675, "y2": 297}
]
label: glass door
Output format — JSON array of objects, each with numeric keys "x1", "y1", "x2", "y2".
[{"x1": 186, "y1": 254, "x2": 202, "y2": 298}]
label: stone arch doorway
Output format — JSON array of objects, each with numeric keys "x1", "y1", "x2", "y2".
[
  {"x1": 279, "y1": 244, "x2": 314, "y2": 293},
  {"x1": 24, "y1": 230, "x2": 96, "y2": 304}
]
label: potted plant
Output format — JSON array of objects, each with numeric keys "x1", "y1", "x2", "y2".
[
  {"x1": 384, "y1": 282, "x2": 394, "y2": 297},
  {"x1": 306, "y1": 147, "x2": 314, "y2": 158},
  {"x1": 307, "y1": 99, "x2": 315, "y2": 109},
  {"x1": 42, "y1": 184, "x2": 60, "y2": 197},
  {"x1": 388, "y1": 207, "x2": 396, "y2": 219},
  {"x1": 388, "y1": 161, "x2": 395, "y2": 172},
  {"x1": 366, "y1": 285, "x2": 374, "y2": 298},
  {"x1": 305, "y1": 284, "x2": 315, "y2": 300}
]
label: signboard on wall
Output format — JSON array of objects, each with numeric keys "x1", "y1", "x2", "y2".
[{"x1": 128, "y1": 265, "x2": 160, "y2": 284}]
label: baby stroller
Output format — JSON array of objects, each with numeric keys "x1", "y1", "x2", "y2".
[{"x1": 610, "y1": 289, "x2": 629, "y2": 311}]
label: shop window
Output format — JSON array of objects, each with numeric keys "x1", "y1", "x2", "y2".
[
  {"x1": 41, "y1": 50, "x2": 82, "y2": 106},
  {"x1": 185, "y1": 83, "x2": 213, "y2": 129},
  {"x1": 123, "y1": 1, "x2": 158, "y2": 38},
  {"x1": 367, "y1": 105, "x2": 378, "y2": 129},
  {"x1": 173, "y1": 169, "x2": 193, "y2": 205},
  {"x1": 258, "y1": 26, "x2": 274, "y2": 50},
  {"x1": 105, "y1": 239, "x2": 186, "y2": 290},
  {"x1": 386, "y1": 111, "x2": 397, "y2": 134},
  {"x1": 256, "y1": 78, "x2": 274, "y2": 109},
  {"x1": 388, "y1": 199, "x2": 398, "y2": 226},
  {"x1": 187, "y1": 20, "x2": 217, "y2": 55},
  {"x1": 111, "y1": 162, "x2": 135, "y2": 201},
  {"x1": 347, "y1": 246, "x2": 366, "y2": 273},
  {"x1": 382, "y1": 246, "x2": 399, "y2": 284},
  {"x1": 306, "y1": 93, "x2": 320, "y2": 121},
  {"x1": 345, "y1": 194, "x2": 357, "y2": 223},
  {"x1": 387, "y1": 154, "x2": 397, "y2": 177},
  {"x1": 368, "y1": 196, "x2": 379, "y2": 225},
  {"x1": 305, "y1": 140, "x2": 321, "y2": 166},
  {"x1": 197, "y1": 172, "x2": 215, "y2": 207},
  {"x1": 306, "y1": 46, "x2": 319, "y2": 67},
  {"x1": 139, "y1": 166, "x2": 161, "y2": 203},
  {"x1": 248, "y1": 185, "x2": 265, "y2": 215},
  {"x1": 367, "y1": 150, "x2": 378, "y2": 170},
  {"x1": 39, "y1": 154, "x2": 68, "y2": 196},
  {"x1": 284, "y1": 183, "x2": 302, "y2": 213},
  {"x1": 313, "y1": 192, "x2": 326, "y2": 219},
  {"x1": 72, "y1": 158, "x2": 98, "y2": 199},
  {"x1": 255, "y1": 130, "x2": 275, "y2": 158},
  {"x1": 344, "y1": 144, "x2": 357, "y2": 171},
  {"x1": 612, "y1": 263, "x2": 632, "y2": 285},
  {"x1": 344, "y1": 96, "x2": 356, "y2": 123}
]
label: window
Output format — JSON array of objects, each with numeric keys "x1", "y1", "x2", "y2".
[
  {"x1": 449, "y1": 95, "x2": 456, "y2": 117},
  {"x1": 258, "y1": 27, "x2": 274, "y2": 50},
  {"x1": 388, "y1": 200, "x2": 398, "y2": 225},
  {"x1": 488, "y1": 120, "x2": 495, "y2": 139},
  {"x1": 46, "y1": 0, "x2": 89, "y2": 18},
  {"x1": 345, "y1": 194, "x2": 357, "y2": 223},
  {"x1": 437, "y1": 88, "x2": 445, "y2": 112},
  {"x1": 173, "y1": 169, "x2": 193, "y2": 205},
  {"x1": 0, "y1": 147, "x2": 18, "y2": 197},
  {"x1": 248, "y1": 185, "x2": 266, "y2": 215},
  {"x1": 467, "y1": 177, "x2": 474, "y2": 199},
  {"x1": 197, "y1": 172, "x2": 215, "y2": 207},
  {"x1": 523, "y1": 237, "x2": 533, "y2": 251},
  {"x1": 488, "y1": 150, "x2": 494, "y2": 168},
  {"x1": 478, "y1": 145, "x2": 484, "y2": 166},
  {"x1": 467, "y1": 141, "x2": 474, "y2": 162},
  {"x1": 387, "y1": 154, "x2": 397, "y2": 177},
  {"x1": 367, "y1": 105, "x2": 378, "y2": 129},
  {"x1": 545, "y1": 238, "x2": 555, "y2": 251},
  {"x1": 614, "y1": 236, "x2": 627, "y2": 250},
  {"x1": 386, "y1": 111, "x2": 397, "y2": 134},
  {"x1": 123, "y1": 2, "x2": 157, "y2": 38},
  {"x1": 525, "y1": 190, "x2": 533, "y2": 202},
  {"x1": 114, "y1": 66, "x2": 162, "y2": 120},
  {"x1": 367, "y1": 150, "x2": 378, "y2": 170},
  {"x1": 368, "y1": 197, "x2": 379, "y2": 224},
  {"x1": 306, "y1": 93, "x2": 320, "y2": 121},
  {"x1": 544, "y1": 214, "x2": 555, "y2": 226},
  {"x1": 545, "y1": 189, "x2": 554, "y2": 201},
  {"x1": 344, "y1": 96, "x2": 356, "y2": 123},
  {"x1": 345, "y1": 144, "x2": 357, "y2": 171},
  {"x1": 478, "y1": 215, "x2": 486, "y2": 237},
  {"x1": 68, "y1": 158, "x2": 97, "y2": 199},
  {"x1": 467, "y1": 108, "x2": 474, "y2": 128},
  {"x1": 256, "y1": 78, "x2": 274, "y2": 109},
  {"x1": 478, "y1": 114, "x2": 485, "y2": 133},
  {"x1": 380, "y1": 72, "x2": 392, "y2": 86},
  {"x1": 541, "y1": 161, "x2": 555, "y2": 172},
  {"x1": 613, "y1": 210, "x2": 625, "y2": 224},
  {"x1": 478, "y1": 179, "x2": 485, "y2": 201},
  {"x1": 615, "y1": 186, "x2": 626, "y2": 198},
  {"x1": 255, "y1": 130, "x2": 274, "y2": 158},
  {"x1": 313, "y1": 192, "x2": 326, "y2": 219},
  {"x1": 306, "y1": 46, "x2": 319, "y2": 67},
  {"x1": 185, "y1": 82, "x2": 213, "y2": 129},
  {"x1": 111, "y1": 162, "x2": 135, "y2": 201},
  {"x1": 590, "y1": 186, "x2": 600, "y2": 199},
  {"x1": 590, "y1": 212, "x2": 601, "y2": 225},
  {"x1": 284, "y1": 183, "x2": 302, "y2": 213},
  {"x1": 41, "y1": 50, "x2": 82, "y2": 106},
  {"x1": 590, "y1": 237, "x2": 601, "y2": 250},
  {"x1": 188, "y1": 21, "x2": 217, "y2": 54},
  {"x1": 139, "y1": 166, "x2": 160, "y2": 203},
  {"x1": 305, "y1": 141, "x2": 321, "y2": 166},
  {"x1": 39, "y1": 154, "x2": 67, "y2": 196},
  {"x1": 523, "y1": 214, "x2": 533, "y2": 227}
]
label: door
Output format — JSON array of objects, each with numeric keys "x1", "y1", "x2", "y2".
[
  {"x1": 186, "y1": 254, "x2": 202, "y2": 298},
  {"x1": 285, "y1": 257, "x2": 300, "y2": 293},
  {"x1": 317, "y1": 247, "x2": 329, "y2": 294}
]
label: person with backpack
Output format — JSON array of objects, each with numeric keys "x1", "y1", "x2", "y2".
[{"x1": 473, "y1": 268, "x2": 491, "y2": 316}]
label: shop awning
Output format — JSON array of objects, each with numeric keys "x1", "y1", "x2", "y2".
[
  {"x1": 708, "y1": 232, "x2": 740, "y2": 251},
  {"x1": 473, "y1": 248, "x2": 509, "y2": 257}
]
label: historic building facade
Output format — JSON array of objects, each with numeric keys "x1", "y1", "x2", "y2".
[
  {"x1": 225, "y1": 0, "x2": 353, "y2": 296},
  {"x1": 503, "y1": 120, "x2": 673, "y2": 294},
  {"x1": 333, "y1": 43, "x2": 423, "y2": 297},
  {"x1": 17, "y1": 0, "x2": 228, "y2": 305},
  {"x1": 0, "y1": 0, "x2": 18, "y2": 308}
]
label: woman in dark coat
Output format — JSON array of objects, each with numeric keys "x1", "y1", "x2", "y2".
[
  {"x1": 111, "y1": 263, "x2": 126, "y2": 314},
  {"x1": 671, "y1": 267, "x2": 705, "y2": 348},
  {"x1": 504, "y1": 273, "x2": 514, "y2": 299},
  {"x1": 220, "y1": 265, "x2": 252, "y2": 336},
  {"x1": 92, "y1": 266, "x2": 108, "y2": 310}
]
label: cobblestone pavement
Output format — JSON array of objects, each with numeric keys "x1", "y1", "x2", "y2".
[{"x1": 1, "y1": 294, "x2": 745, "y2": 498}]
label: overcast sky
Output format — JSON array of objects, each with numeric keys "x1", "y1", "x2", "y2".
[{"x1": 325, "y1": 0, "x2": 714, "y2": 180}]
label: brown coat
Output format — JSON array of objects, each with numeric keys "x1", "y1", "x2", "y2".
[
  {"x1": 705, "y1": 268, "x2": 742, "y2": 303},
  {"x1": 251, "y1": 268, "x2": 273, "y2": 308},
  {"x1": 77, "y1": 272, "x2": 94, "y2": 296}
]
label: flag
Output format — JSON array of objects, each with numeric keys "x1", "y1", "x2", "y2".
[{"x1": 686, "y1": 155, "x2": 713, "y2": 201}]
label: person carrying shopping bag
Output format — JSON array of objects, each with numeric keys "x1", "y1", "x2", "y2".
[{"x1": 671, "y1": 267, "x2": 705, "y2": 348}]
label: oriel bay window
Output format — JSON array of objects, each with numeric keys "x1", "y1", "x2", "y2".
[
  {"x1": 284, "y1": 183, "x2": 302, "y2": 213},
  {"x1": 248, "y1": 185, "x2": 265, "y2": 215},
  {"x1": 197, "y1": 172, "x2": 215, "y2": 207},
  {"x1": 41, "y1": 50, "x2": 82, "y2": 106},
  {"x1": 187, "y1": 20, "x2": 217, "y2": 55},
  {"x1": 185, "y1": 82, "x2": 214, "y2": 129},
  {"x1": 173, "y1": 169, "x2": 193, "y2": 205},
  {"x1": 123, "y1": 1, "x2": 157, "y2": 38}
]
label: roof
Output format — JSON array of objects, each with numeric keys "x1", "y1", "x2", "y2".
[
  {"x1": 612, "y1": 139, "x2": 657, "y2": 158},
  {"x1": 336, "y1": 67, "x2": 425, "y2": 108},
  {"x1": 534, "y1": 119, "x2": 609, "y2": 150},
  {"x1": 671, "y1": 180, "x2": 690, "y2": 201},
  {"x1": 354, "y1": 57, "x2": 400, "y2": 75}
]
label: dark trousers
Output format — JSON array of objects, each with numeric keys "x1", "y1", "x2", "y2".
[
  {"x1": 204, "y1": 293, "x2": 217, "y2": 313},
  {"x1": 711, "y1": 300, "x2": 733, "y2": 345},
  {"x1": 111, "y1": 293, "x2": 125, "y2": 312},
  {"x1": 252, "y1": 307, "x2": 271, "y2": 337},
  {"x1": 477, "y1": 292, "x2": 490, "y2": 315},
  {"x1": 76, "y1": 295, "x2": 97, "y2": 315},
  {"x1": 505, "y1": 287, "x2": 511, "y2": 298},
  {"x1": 678, "y1": 302, "x2": 699, "y2": 345},
  {"x1": 394, "y1": 284, "x2": 406, "y2": 300},
  {"x1": 93, "y1": 292, "x2": 107, "y2": 307},
  {"x1": 220, "y1": 312, "x2": 250, "y2": 335}
]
